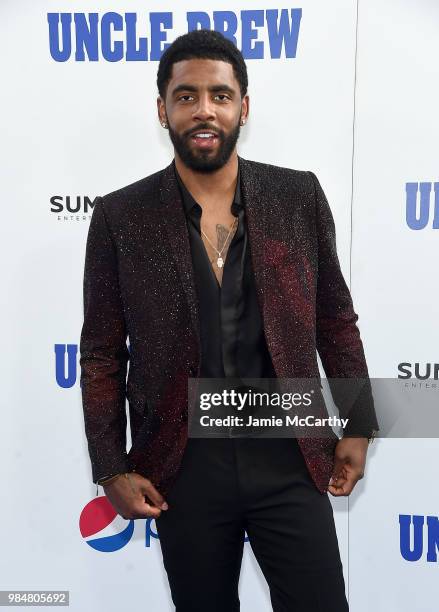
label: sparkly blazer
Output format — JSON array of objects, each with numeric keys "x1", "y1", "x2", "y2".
[{"x1": 79, "y1": 156, "x2": 378, "y2": 495}]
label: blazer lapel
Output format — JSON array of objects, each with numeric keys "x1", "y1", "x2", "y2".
[
  {"x1": 158, "y1": 160, "x2": 201, "y2": 352},
  {"x1": 238, "y1": 156, "x2": 277, "y2": 352},
  {"x1": 238, "y1": 156, "x2": 265, "y2": 280}
]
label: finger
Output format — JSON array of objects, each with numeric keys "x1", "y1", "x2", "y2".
[
  {"x1": 135, "y1": 500, "x2": 162, "y2": 519},
  {"x1": 328, "y1": 479, "x2": 347, "y2": 495},
  {"x1": 143, "y1": 502, "x2": 162, "y2": 518},
  {"x1": 329, "y1": 464, "x2": 347, "y2": 486},
  {"x1": 141, "y1": 480, "x2": 169, "y2": 510},
  {"x1": 128, "y1": 474, "x2": 168, "y2": 510},
  {"x1": 328, "y1": 484, "x2": 350, "y2": 496},
  {"x1": 329, "y1": 471, "x2": 360, "y2": 496},
  {"x1": 328, "y1": 466, "x2": 349, "y2": 492}
]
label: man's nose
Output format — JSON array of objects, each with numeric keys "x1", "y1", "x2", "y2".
[{"x1": 192, "y1": 94, "x2": 215, "y2": 122}]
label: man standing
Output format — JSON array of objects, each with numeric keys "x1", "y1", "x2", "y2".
[{"x1": 80, "y1": 29, "x2": 378, "y2": 611}]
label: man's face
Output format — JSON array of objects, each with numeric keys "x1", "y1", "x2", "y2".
[{"x1": 157, "y1": 59, "x2": 249, "y2": 173}]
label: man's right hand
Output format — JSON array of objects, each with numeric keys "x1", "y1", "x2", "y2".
[{"x1": 102, "y1": 472, "x2": 169, "y2": 519}]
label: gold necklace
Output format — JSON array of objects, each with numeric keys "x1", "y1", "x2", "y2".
[{"x1": 201, "y1": 217, "x2": 238, "y2": 268}]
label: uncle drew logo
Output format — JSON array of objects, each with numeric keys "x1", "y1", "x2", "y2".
[
  {"x1": 47, "y1": 10, "x2": 302, "y2": 62},
  {"x1": 399, "y1": 515, "x2": 439, "y2": 563},
  {"x1": 405, "y1": 182, "x2": 439, "y2": 230},
  {"x1": 54, "y1": 343, "x2": 132, "y2": 388}
]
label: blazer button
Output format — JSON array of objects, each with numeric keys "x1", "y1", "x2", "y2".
[{"x1": 189, "y1": 366, "x2": 197, "y2": 377}]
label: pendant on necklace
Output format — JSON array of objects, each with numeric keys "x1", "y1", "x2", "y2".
[{"x1": 217, "y1": 257, "x2": 224, "y2": 268}]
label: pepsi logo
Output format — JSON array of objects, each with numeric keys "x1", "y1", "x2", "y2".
[{"x1": 79, "y1": 496, "x2": 134, "y2": 552}]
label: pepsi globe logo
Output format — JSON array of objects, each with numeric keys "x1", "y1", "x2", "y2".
[
  {"x1": 79, "y1": 496, "x2": 134, "y2": 552},
  {"x1": 80, "y1": 496, "x2": 248, "y2": 551}
]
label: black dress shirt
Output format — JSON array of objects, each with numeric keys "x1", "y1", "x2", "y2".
[{"x1": 174, "y1": 160, "x2": 276, "y2": 381}]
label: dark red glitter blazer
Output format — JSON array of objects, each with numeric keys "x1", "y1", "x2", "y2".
[{"x1": 80, "y1": 157, "x2": 376, "y2": 495}]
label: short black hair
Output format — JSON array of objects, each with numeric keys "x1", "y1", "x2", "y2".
[{"x1": 157, "y1": 29, "x2": 248, "y2": 99}]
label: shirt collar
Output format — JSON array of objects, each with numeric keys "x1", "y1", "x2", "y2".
[{"x1": 173, "y1": 159, "x2": 243, "y2": 217}]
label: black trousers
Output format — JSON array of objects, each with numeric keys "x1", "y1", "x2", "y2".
[{"x1": 155, "y1": 437, "x2": 349, "y2": 612}]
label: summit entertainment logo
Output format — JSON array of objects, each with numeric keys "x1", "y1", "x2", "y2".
[
  {"x1": 50, "y1": 195, "x2": 98, "y2": 221},
  {"x1": 398, "y1": 362, "x2": 439, "y2": 380}
]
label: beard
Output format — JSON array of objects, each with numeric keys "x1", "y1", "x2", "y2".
[{"x1": 167, "y1": 118, "x2": 241, "y2": 173}]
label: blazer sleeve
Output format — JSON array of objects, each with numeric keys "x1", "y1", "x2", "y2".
[
  {"x1": 79, "y1": 197, "x2": 130, "y2": 482},
  {"x1": 308, "y1": 171, "x2": 379, "y2": 437}
]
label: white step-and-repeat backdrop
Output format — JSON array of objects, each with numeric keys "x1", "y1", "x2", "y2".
[{"x1": 1, "y1": 1, "x2": 438, "y2": 610}]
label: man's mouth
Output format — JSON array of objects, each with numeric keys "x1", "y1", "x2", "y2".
[{"x1": 190, "y1": 131, "x2": 219, "y2": 149}]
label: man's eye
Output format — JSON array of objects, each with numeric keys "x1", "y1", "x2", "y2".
[
  {"x1": 178, "y1": 95, "x2": 194, "y2": 102},
  {"x1": 215, "y1": 94, "x2": 230, "y2": 101}
]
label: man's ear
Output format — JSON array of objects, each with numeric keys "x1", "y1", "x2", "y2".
[
  {"x1": 157, "y1": 96, "x2": 166, "y2": 125},
  {"x1": 241, "y1": 94, "x2": 250, "y2": 124}
]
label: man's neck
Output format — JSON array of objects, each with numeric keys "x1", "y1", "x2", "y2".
[{"x1": 174, "y1": 151, "x2": 238, "y2": 214}]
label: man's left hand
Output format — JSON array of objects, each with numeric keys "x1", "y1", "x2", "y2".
[{"x1": 328, "y1": 437, "x2": 369, "y2": 496}]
